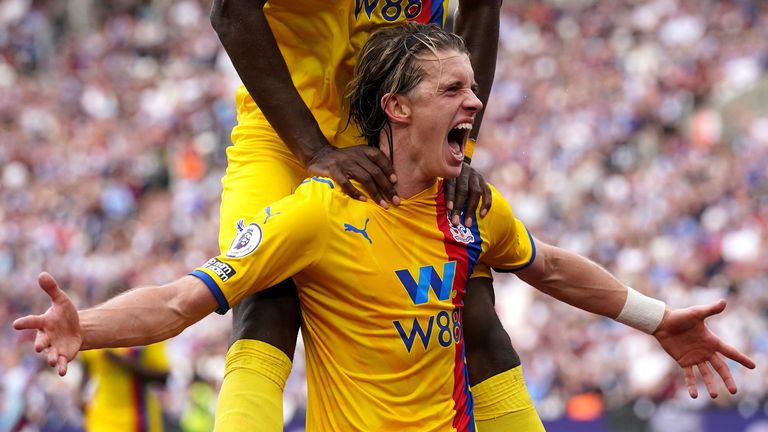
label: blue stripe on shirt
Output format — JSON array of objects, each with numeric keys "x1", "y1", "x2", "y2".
[
  {"x1": 492, "y1": 227, "x2": 537, "y2": 273},
  {"x1": 189, "y1": 270, "x2": 230, "y2": 314}
]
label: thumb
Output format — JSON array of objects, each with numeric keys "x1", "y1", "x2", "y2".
[
  {"x1": 38, "y1": 272, "x2": 67, "y2": 303},
  {"x1": 700, "y1": 299, "x2": 727, "y2": 320}
]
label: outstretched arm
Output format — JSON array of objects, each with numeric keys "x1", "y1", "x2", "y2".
[
  {"x1": 210, "y1": 0, "x2": 398, "y2": 206},
  {"x1": 516, "y1": 238, "x2": 756, "y2": 398},
  {"x1": 13, "y1": 272, "x2": 216, "y2": 376}
]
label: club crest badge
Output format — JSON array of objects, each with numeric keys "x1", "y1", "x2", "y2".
[
  {"x1": 227, "y1": 219, "x2": 263, "y2": 258},
  {"x1": 447, "y1": 213, "x2": 475, "y2": 244}
]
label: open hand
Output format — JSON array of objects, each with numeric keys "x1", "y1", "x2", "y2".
[
  {"x1": 13, "y1": 272, "x2": 82, "y2": 376},
  {"x1": 307, "y1": 146, "x2": 399, "y2": 208},
  {"x1": 444, "y1": 162, "x2": 492, "y2": 227},
  {"x1": 653, "y1": 299, "x2": 756, "y2": 398}
]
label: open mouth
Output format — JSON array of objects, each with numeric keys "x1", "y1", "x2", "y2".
[{"x1": 447, "y1": 123, "x2": 472, "y2": 161}]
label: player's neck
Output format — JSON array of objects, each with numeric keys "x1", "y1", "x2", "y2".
[
  {"x1": 393, "y1": 173, "x2": 437, "y2": 199},
  {"x1": 380, "y1": 132, "x2": 438, "y2": 199}
]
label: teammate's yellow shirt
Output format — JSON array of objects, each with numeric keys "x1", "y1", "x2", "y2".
[
  {"x1": 193, "y1": 178, "x2": 534, "y2": 431},
  {"x1": 232, "y1": 0, "x2": 450, "y2": 151},
  {"x1": 80, "y1": 344, "x2": 169, "y2": 432},
  {"x1": 221, "y1": 0, "x2": 450, "y2": 249}
]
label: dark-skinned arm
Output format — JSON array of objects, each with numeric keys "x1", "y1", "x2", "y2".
[
  {"x1": 209, "y1": 0, "x2": 398, "y2": 206},
  {"x1": 445, "y1": 0, "x2": 502, "y2": 225},
  {"x1": 455, "y1": 0, "x2": 501, "y2": 141}
]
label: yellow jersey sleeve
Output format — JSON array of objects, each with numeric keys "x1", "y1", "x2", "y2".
[
  {"x1": 469, "y1": 262, "x2": 493, "y2": 279},
  {"x1": 191, "y1": 177, "x2": 332, "y2": 313},
  {"x1": 478, "y1": 185, "x2": 536, "y2": 272}
]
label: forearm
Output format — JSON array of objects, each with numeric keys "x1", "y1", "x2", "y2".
[
  {"x1": 79, "y1": 277, "x2": 215, "y2": 350},
  {"x1": 454, "y1": 0, "x2": 501, "y2": 138},
  {"x1": 517, "y1": 242, "x2": 629, "y2": 319},
  {"x1": 210, "y1": 0, "x2": 331, "y2": 165}
]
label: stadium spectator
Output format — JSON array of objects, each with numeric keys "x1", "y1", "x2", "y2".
[{"x1": 2, "y1": 0, "x2": 767, "y2": 429}]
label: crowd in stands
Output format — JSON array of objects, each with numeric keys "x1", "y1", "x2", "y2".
[{"x1": 1, "y1": 0, "x2": 766, "y2": 430}]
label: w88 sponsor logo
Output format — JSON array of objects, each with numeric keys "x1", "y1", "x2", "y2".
[
  {"x1": 392, "y1": 262, "x2": 463, "y2": 352},
  {"x1": 394, "y1": 308, "x2": 462, "y2": 352},
  {"x1": 355, "y1": 0, "x2": 423, "y2": 22}
]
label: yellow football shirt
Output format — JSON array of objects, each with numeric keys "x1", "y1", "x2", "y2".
[
  {"x1": 193, "y1": 178, "x2": 534, "y2": 431},
  {"x1": 220, "y1": 0, "x2": 451, "y2": 249},
  {"x1": 80, "y1": 344, "x2": 169, "y2": 432},
  {"x1": 232, "y1": 0, "x2": 450, "y2": 151}
]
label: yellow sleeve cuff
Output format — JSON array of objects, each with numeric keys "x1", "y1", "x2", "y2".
[{"x1": 464, "y1": 137, "x2": 476, "y2": 162}]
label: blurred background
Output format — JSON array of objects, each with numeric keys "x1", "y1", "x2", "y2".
[{"x1": 1, "y1": 0, "x2": 766, "y2": 431}]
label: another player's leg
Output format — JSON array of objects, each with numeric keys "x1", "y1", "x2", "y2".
[
  {"x1": 463, "y1": 276, "x2": 545, "y2": 431},
  {"x1": 215, "y1": 281, "x2": 300, "y2": 431},
  {"x1": 213, "y1": 132, "x2": 307, "y2": 431}
]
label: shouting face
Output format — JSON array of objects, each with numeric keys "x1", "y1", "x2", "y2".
[{"x1": 396, "y1": 49, "x2": 482, "y2": 180}]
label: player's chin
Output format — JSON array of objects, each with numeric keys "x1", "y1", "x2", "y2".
[{"x1": 440, "y1": 163, "x2": 463, "y2": 180}]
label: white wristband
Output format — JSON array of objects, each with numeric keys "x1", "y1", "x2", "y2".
[{"x1": 615, "y1": 287, "x2": 667, "y2": 334}]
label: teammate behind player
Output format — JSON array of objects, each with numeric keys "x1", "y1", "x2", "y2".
[
  {"x1": 78, "y1": 285, "x2": 169, "y2": 432},
  {"x1": 16, "y1": 23, "x2": 755, "y2": 431},
  {"x1": 208, "y1": 0, "x2": 534, "y2": 429},
  {"x1": 80, "y1": 344, "x2": 169, "y2": 432}
]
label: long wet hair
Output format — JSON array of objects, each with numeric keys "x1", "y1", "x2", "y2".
[{"x1": 346, "y1": 23, "x2": 469, "y2": 153}]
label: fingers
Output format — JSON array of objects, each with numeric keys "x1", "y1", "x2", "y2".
[
  {"x1": 364, "y1": 147, "x2": 397, "y2": 186},
  {"x1": 716, "y1": 339, "x2": 756, "y2": 369},
  {"x1": 700, "y1": 299, "x2": 727, "y2": 319},
  {"x1": 444, "y1": 178, "x2": 456, "y2": 211},
  {"x1": 463, "y1": 173, "x2": 481, "y2": 228},
  {"x1": 38, "y1": 272, "x2": 66, "y2": 304},
  {"x1": 697, "y1": 362, "x2": 719, "y2": 398},
  {"x1": 683, "y1": 366, "x2": 698, "y2": 398},
  {"x1": 451, "y1": 166, "x2": 471, "y2": 226},
  {"x1": 709, "y1": 354, "x2": 738, "y2": 394},
  {"x1": 327, "y1": 165, "x2": 367, "y2": 203},
  {"x1": 47, "y1": 346, "x2": 59, "y2": 368},
  {"x1": 356, "y1": 155, "x2": 399, "y2": 206},
  {"x1": 348, "y1": 165, "x2": 388, "y2": 208},
  {"x1": 320, "y1": 148, "x2": 401, "y2": 208},
  {"x1": 57, "y1": 355, "x2": 69, "y2": 376},
  {"x1": 13, "y1": 315, "x2": 45, "y2": 332},
  {"x1": 478, "y1": 175, "x2": 492, "y2": 218},
  {"x1": 35, "y1": 331, "x2": 51, "y2": 353}
]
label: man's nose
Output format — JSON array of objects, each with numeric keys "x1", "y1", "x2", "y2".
[{"x1": 465, "y1": 91, "x2": 483, "y2": 112}]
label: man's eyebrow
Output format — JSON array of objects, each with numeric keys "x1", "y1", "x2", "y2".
[{"x1": 440, "y1": 79, "x2": 476, "y2": 90}]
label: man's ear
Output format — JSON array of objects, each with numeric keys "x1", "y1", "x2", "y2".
[{"x1": 381, "y1": 93, "x2": 411, "y2": 125}]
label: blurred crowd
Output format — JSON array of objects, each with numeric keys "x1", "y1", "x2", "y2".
[{"x1": 1, "y1": 0, "x2": 766, "y2": 430}]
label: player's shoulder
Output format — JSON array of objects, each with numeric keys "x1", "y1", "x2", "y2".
[
  {"x1": 483, "y1": 182, "x2": 514, "y2": 217},
  {"x1": 296, "y1": 176, "x2": 338, "y2": 195},
  {"x1": 291, "y1": 176, "x2": 349, "y2": 215},
  {"x1": 296, "y1": 176, "x2": 368, "y2": 204},
  {"x1": 293, "y1": 176, "x2": 338, "y2": 202}
]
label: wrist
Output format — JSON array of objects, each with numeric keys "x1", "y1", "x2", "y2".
[
  {"x1": 290, "y1": 126, "x2": 334, "y2": 167},
  {"x1": 615, "y1": 287, "x2": 666, "y2": 334},
  {"x1": 303, "y1": 142, "x2": 334, "y2": 168},
  {"x1": 653, "y1": 308, "x2": 671, "y2": 335}
]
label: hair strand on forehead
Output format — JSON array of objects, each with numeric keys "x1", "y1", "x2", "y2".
[{"x1": 345, "y1": 22, "x2": 468, "y2": 149}]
